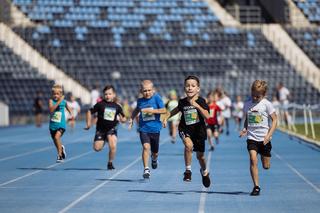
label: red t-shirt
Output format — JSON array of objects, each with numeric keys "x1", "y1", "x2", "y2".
[{"x1": 206, "y1": 102, "x2": 221, "y2": 125}]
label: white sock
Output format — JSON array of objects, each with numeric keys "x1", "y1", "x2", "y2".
[{"x1": 186, "y1": 165, "x2": 191, "y2": 171}]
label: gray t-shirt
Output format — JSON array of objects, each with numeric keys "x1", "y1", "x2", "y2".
[{"x1": 244, "y1": 98, "x2": 275, "y2": 142}]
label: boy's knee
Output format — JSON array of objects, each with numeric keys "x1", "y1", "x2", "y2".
[
  {"x1": 250, "y1": 158, "x2": 258, "y2": 166},
  {"x1": 93, "y1": 144, "x2": 103, "y2": 152},
  {"x1": 263, "y1": 163, "x2": 270, "y2": 170}
]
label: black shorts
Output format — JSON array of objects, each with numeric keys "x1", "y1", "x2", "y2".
[
  {"x1": 206, "y1": 124, "x2": 220, "y2": 132},
  {"x1": 247, "y1": 139, "x2": 272, "y2": 157},
  {"x1": 94, "y1": 128, "x2": 117, "y2": 142},
  {"x1": 179, "y1": 130, "x2": 205, "y2": 153},
  {"x1": 139, "y1": 132, "x2": 160, "y2": 154},
  {"x1": 50, "y1": 128, "x2": 65, "y2": 139}
]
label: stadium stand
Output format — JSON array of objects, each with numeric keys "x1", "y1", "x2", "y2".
[
  {"x1": 0, "y1": 41, "x2": 54, "y2": 114},
  {"x1": 3, "y1": 0, "x2": 320, "y2": 111},
  {"x1": 293, "y1": 0, "x2": 320, "y2": 23}
]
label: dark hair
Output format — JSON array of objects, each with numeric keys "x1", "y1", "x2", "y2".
[
  {"x1": 184, "y1": 75, "x2": 200, "y2": 86},
  {"x1": 103, "y1": 85, "x2": 116, "y2": 93}
]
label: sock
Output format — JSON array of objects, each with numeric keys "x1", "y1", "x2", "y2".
[
  {"x1": 186, "y1": 165, "x2": 191, "y2": 171},
  {"x1": 151, "y1": 155, "x2": 158, "y2": 161},
  {"x1": 144, "y1": 167, "x2": 149, "y2": 170},
  {"x1": 201, "y1": 168, "x2": 208, "y2": 175}
]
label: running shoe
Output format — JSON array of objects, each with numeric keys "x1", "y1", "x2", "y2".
[
  {"x1": 61, "y1": 145, "x2": 66, "y2": 159},
  {"x1": 200, "y1": 169, "x2": 211, "y2": 188},
  {"x1": 107, "y1": 162, "x2": 115, "y2": 170},
  {"x1": 183, "y1": 170, "x2": 192, "y2": 182},
  {"x1": 250, "y1": 186, "x2": 261, "y2": 196},
  {"x1": 143, "y1": 168, "x2": 150, "y2": 179},
  {"x1": 209, "y1": 146, "x2": 215, "y2": 151},
  {"x1": 151, "y1": 159, "x2": 158, "y2": 169},
  {"x1": 56, "y1": 155, "x2": 63, "y2": 163}
]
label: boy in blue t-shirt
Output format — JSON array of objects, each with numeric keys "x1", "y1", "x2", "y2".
[
  {"x1": 129, "y1": 80, "x2": 166, "y2": 179},
  {"x1": 49, "y1": 84, "x2": 73, "y2": 163}
]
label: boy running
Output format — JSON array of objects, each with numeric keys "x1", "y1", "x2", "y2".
[
  {"x1": 85, "y1": 85, "x2": 126, "y2": 170},
  {"x1": 163, "y1": 75, "x2": 211, "y2": 188},
  {"x1": 240, "y1": 80, "x2": 277, "y2": 196},
  {"x1": 129, "y1": 80, "x2": 166, "y2": 179}
]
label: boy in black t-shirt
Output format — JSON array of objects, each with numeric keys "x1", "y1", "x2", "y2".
[
  {"x1": 163, "y1": 76, "x2": 211, "y2": 188},
  {"x1": 85, "y1": 85, "x2": 126, "y2": 170}
]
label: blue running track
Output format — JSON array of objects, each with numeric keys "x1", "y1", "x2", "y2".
[{"x1": 0, "y1": 121, "x2": 319, "y2": 213}]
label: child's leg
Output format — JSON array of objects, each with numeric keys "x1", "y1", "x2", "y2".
[
  {"x1": 249, "y1": 150, "x2": 259, "y2": 187},
  {"x1": 183, "y1": 137, "x2": 193, "y2": 169},
  {"x1": 196, "y1": 152, "x2": 208, "y2": 176},
  {"x1": 206, "y1": 128, "x2": 214, "y2": 147},
  {"x1": 172, "y1": 122, "x2": 177, "y2": 142},
  {"x1": 107, "y1": 134, "x2": 117, "y2": 163},
  {"x1": 93, "y1": 140, "x2": 105, "y2": 151},
  {"x1": 213, "y1": 130, "x2": 219, "y2": 144},
  {"x1": 53, "y1": 131, "x2": 63, "y2": 156},
  {"x1": 261, "y1": 156, "x2": 270, "y2": 169},
  {"x1": 142, "y1": 143, "x2": 151, "y2": 168}
]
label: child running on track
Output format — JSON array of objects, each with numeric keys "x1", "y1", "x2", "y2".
[
  {"x1": 129, "y1": 80, "x2": 166, "y2": 179},
  {"x1": 84, "y1": 85, "x2": 126, "y2": 170},
  {"x1": 206, "y1": 91, "x2": 222, "y2": 151},
  {"x1": 239, "y1": 80, "x2": 277, "y2": 196},
  {"x1": 163, "y1": 75, "x2": 211, "y2": 188},
  {"x1": 49, "y1": 84, "x2": 73, "y2": 163},
  {"x1": 165, "y1": 90, "x2": 180, "y2": 144}
]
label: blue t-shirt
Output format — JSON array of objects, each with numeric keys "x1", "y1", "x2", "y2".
[
  {"x1": 49, "y1": 99, "x2": 67, "y2": 130},
  {"x1": 137, "y1": 93, "x2": 164, "y2": 133}
]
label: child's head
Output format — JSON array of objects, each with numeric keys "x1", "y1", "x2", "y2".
[
  {"x1": 207, "y1": 91, "x2": 216, "y2": 103},
  {"x1": 251, "y1": 80, "x2": 267, "y2": 103},
  {"x1": 51, "y1": 84, "x2": 63, "y2": 101},
  {"x1": 236, "y1": 95, "x2": 242, "y2": 102},
  {"x1": 184, "y1": 75, "x2": 200, "y2": 98},
  {"x1": 140, "y1": 80, "x2": 154, "y2": 99},
  {"x1": 169, "y1": 90, "x2": 177, "y2": 100},
  {"x1": 103, "y1": 85, "x2": 116, "y2": 102}
]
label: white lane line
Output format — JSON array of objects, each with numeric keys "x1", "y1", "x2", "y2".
[
  {"x1": 0, "y1": 151, "x2": 94, "y2": 187},
  {"x1": 274, "y1": 151, "x2": 320, "y2": 193},
  {"x1": 198, "y1": 150, "x2": 213, "y2": 213},
  {"x1": 0, "y1": 134, "x2": 134, "y2": 162},
  {"x1": 0, "y1": 136, "x2": 89, "y2": 162},
  {"x1": 58, "y1": 137, "x2": 170, "y2": 213}
]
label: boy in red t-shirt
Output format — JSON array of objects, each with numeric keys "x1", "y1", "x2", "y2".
[{"x1": 206, "y1": 91, "x2": 222, "y2": 151}]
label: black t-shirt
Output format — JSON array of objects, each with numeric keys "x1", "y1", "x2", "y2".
[
  {"x1": 90, "y1": 100, "x2": 124, "y2": 132},
  {"x1": 178, "y1": 96, "x2": 209, "y2": 139}
]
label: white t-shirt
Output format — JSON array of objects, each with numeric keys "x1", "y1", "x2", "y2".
[
  {"x1": 233, "y1": 101, "x2": 244, "y2": 118},
  {"x1": 244, "y1": 98, "x2": 275, "y2": 142},
  {"x1": 278, "y1": 87, "x2": 290, "y2": 104},
  {"x1": 69, "y1": 101, "x2": 80, "y2": 118},
  {"x1": 91, "y1": 89, "x2": 100, "y2": 106},
  {"x1": 218, "y1": 96, "x2": 232, "y2": 118}
]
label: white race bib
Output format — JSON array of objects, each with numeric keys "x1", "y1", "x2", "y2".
[
  {"x1": 248, "y1": 111, "x2": 263, "y2": 127},
  {"x1": 141, "y1": 107, "x2": 155, "y2": 121},
  {"x1": 104, "y1": 107, "x2": 116, "y2": 121},
  {"x1": 51, "y1": 111, "x2": 62, "y2": 123},
  {"x1": 184, "y1": 108, "x2": 199, "y2": 125}
]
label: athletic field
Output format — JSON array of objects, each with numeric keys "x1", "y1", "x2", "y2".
[{"x1": 0, "y1": 121, "x2": 319, "y2": 213}]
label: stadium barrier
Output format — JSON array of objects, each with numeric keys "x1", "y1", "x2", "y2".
[{"x1": 0, "y1": 101, "x2": 9, "y2": 126}]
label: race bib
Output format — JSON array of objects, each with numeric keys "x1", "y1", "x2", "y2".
[
  {"x1": 141, "y1": 108, "x2": 155, "y2": 121},
  {"x1": 51, "y1": 111, "x2": 62, "y2": 123},
  {"x1": 184, "y1": 108, "x2": 199, "y2": 125},
  {"x1": 209, "y1": 109, "x2": 215, "y2": 117},
  {"x1": 104, "y1": 107, "x2": 116, "y2": 121},
  {"x1": 248, "y1": 111, "x2": 263, "y2": 127}
]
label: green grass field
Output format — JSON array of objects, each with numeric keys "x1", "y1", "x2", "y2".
[{"x1": 291, "y1": 123, "x2": 320, "y2": 141}]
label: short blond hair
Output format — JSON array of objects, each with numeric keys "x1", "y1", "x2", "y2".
[
  {"x1": 251, "y1": 80, "x2": 267, "y2": 95},
  {"x1": 140, "y1": 79, "x2": 153, "y2": 89},
  {"x1": 51, "y1": 84, "x2": 63, "y2": 94}
]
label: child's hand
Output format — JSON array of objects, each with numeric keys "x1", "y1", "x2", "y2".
[
  {"x1": 239, "y1": 128, "x2": 247, "y2": 137},
  {"x1": 162, "y1": 119, "x2": 167, "y2": 128},
  {"x1": 263, "y1": 135, "x2": 272, "y2": 145}
]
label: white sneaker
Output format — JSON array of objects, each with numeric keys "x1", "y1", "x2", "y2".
[
  {"x1": 143, "y1": 168, "x2": 150, "y2": 179},
  {"x1": 56, "y1": 155, "x2": 64, "y2": 163},
  {"x1": 61, "y1": 145, "x2": 66, "y2": 159}
]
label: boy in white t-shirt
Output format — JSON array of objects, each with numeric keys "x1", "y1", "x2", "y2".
[{"x1": 239, "y1": 80, "x2": 277, "y2": 196}]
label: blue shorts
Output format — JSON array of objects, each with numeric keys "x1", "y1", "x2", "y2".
[
  {"x1": 94, "y1": 128, "x2": 117, "y2": 142},
  {"x1": 139, "y1": 132, "x2": 160, "y2": 154}
]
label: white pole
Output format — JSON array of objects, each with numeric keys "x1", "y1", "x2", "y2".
[
  {"x1": 292, "y1": 107, "x2": 297, "y2": 132},
  {"x1": 308, "y1": 105, "x2": 316, "y2": 139},
  {"x1": 303, "y1": 104, "x2": 309, "y2": 135}
]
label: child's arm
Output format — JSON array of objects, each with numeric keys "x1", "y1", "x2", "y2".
[
  {"x1": 84, "y1": 110, "x2": 92, "y2": 130},
  {"x1": 128, "y1": 107, "x2": 140, "y2": 130},
  {"x1": 48, "y1": 96, "x2": 64, "y2": 113},
  {"x1": 118, "y1": 114, "x2": 127, "y2": 123},
  {"x1": 263, "y1": 112, "x2": 277, "y2": 145},
  {"x1": 162, "y1": 107, "x2": 179, "y2": 128},
  {"x1": 239, "y1": 115, "x2": 248, "y2": 137},
  {"x1": 141, "y1": 107, "x2": 166, "y2": 114},
  {"x1": 190, "y1": 98, "x2": 210, "y2": 120}
]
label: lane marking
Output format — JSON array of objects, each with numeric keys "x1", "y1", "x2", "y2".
[
  {"x1": 58, "y1": 137, "x2": 170, "y2": 213},
  {"x1": 274, "y1": 151, "x2": 320, "y2": 193},
  {"x1": 198, "y1": 150, "x2": 213, "y2": 213},
  {"x1": 0, "y1": 151, "x2": 93, "y2": 187}
]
